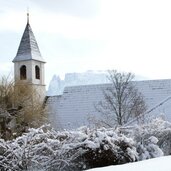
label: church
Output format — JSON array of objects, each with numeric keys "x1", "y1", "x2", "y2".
[
  {"x1": 13, "y1": 14, "x2": 171, "y2": 130},
  {"x1": 13, "y1": 13, "x2": 46, "y2": 101}
]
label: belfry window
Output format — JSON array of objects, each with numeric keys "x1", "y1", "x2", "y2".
[
  {"x1": 20, "y1": 65, "x2": 27, "y2": 80},
  {"x1": 35, "y1": 65, "x2": 40, "y2": 79}
]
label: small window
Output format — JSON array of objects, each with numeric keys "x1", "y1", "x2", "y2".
[
  {"x1": 20, "y1": 65, "x2": 27, "y2": 80},
  {"x1": 35, "y1": 65, "x2": 40, "y2": 79}
]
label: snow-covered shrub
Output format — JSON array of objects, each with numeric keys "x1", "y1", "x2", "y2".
[
  {"x1": 0, "y1": 125, "x2": 61, "y2": 170},
  {"x1": 143, "y1": 118, "x2": 171, "y2": 155},
  {"x1": 0, "y1": 118, "x2": 171, "y2": 171},
  {"x1": 136, "y1": 136, "x2": 163, "y2": 160},
  {"x1": 0, "y1": 125, "x2": 138, "y2": 171},
  {"x1": 120, "y1": 117, "x2": 171, "y2": 156},
  {"x1": 60, "y1": 127, "x2": 138, "y2": 170}
]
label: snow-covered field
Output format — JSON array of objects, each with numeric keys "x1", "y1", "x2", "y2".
[{"x1": 87, "y1": 156, "x2": 171, "y2": 171}]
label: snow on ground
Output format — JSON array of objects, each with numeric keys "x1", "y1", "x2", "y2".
[{"x1": 87, "y1": 156, "x2": 171, "y2": 171}]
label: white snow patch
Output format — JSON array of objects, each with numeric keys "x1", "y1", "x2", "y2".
[{"x1": 86, "y1": 156, "x2": 171, "y2": 171}]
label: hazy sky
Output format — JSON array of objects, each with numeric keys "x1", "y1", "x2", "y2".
[{"x1": 1, "y1": 0, "x2": 171, "y2": 86}]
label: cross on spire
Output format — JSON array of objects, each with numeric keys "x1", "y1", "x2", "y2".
[{"x1": 27, "y1": 8, "x2": 29, "y2": 24}]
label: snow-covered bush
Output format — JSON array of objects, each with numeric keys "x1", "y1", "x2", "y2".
[
  {"x1": 136, "y1": 136, "x2": 163, "y2": 160},
  {"x1": 60, "y1": 127, "x2": 138, "y2": 170},
  {"x1": 125, "y1": 117, "x2": 171, "y2": 156},
  {"x1": 0, "y1": 125, "x2": 138, "y2": 170},
  {"x1": 0, "y1": 118, "x2": 170, "y2": 171}
]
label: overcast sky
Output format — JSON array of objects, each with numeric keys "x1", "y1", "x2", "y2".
[{"x1": 1, "y1": 0, "x2": 171, "y2": 86}]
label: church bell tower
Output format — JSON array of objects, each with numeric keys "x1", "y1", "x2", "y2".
[{"x1": 12, "y1": 13, "x2": 46, "y2": 101}]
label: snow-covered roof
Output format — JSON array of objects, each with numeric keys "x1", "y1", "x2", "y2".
[
  {"x1": 47, "y1": 79, "x2": 171, "y2": 130},
  {"x1": 13, "y1": 21, "x2": 45, "y2": 63}
]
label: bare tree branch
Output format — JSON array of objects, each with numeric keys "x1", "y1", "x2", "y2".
[{"x1": 96, "y1": 70, "x2": 147, "y2": 127}]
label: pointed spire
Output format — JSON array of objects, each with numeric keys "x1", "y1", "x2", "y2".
[
  {"x1": 27, "y1": 9, "x2": 29, "y2": 24},
  {"x1": 12, "y1": 12, "x2": 45, "y2": 63}
]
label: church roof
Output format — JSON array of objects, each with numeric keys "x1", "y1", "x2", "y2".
[
  {"x1": 47, "y1": 79, "x2": 171, "y2": 130},
  {"x1": 13, "y1": 15, "x2": 45, "y2": 63}
]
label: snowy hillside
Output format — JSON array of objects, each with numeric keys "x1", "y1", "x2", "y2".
[
  {"x1": 47, "y1": 71, "x2": 109, "y2": 95},
  {"x1": 86, "y1": 156, "x2": 171, "y2": 171}
]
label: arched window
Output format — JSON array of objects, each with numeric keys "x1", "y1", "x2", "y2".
[
  {"x1": 35, "y1": 65, "x2": 40, "y2": 79},
  {"x1": 20, "y1": 65, "x2": 27, "y2": 80}
]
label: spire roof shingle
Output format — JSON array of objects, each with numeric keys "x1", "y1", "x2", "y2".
[{"x1": 13, "y1": 18, "x2": 45, "y2": 63}]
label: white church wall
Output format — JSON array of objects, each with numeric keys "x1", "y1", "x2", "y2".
[
  {"x1": 31, "y1": 60, "x2": 45, "y2": 85},
  {"x1": 14, "y1": 60, "x2": 33, "y2": 83}
]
